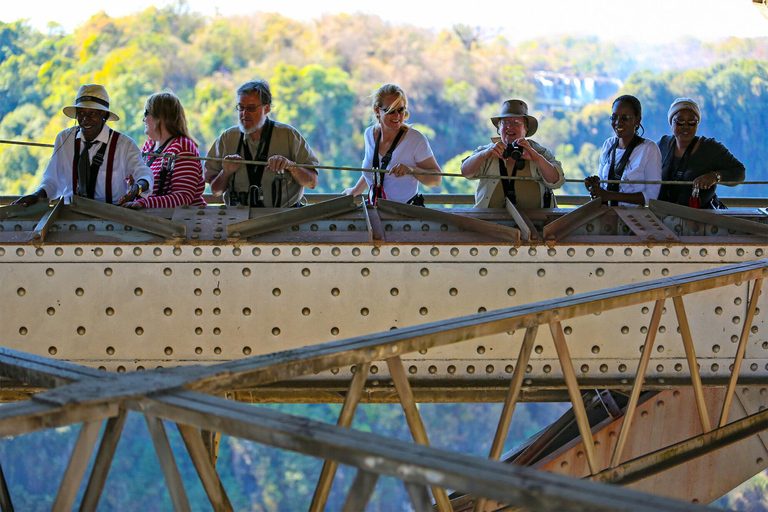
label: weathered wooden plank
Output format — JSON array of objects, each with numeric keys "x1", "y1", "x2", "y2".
[
  {"x1": 69, "y1": 196, "x2": 186, "y2": 239},
  {"x1": 0, "y1": 400, "x2": 117, "y2": 438},
  {"x1": 177, "y1": 424, "x2": 233, "y2": 512},
  {"x1": 30, "y1": 198, "x2": 64, "y2": 242},
  {"x1": 474, "y1": 326, "x2": 538, "y2": 512},
  {"x1": 0, "y1": 458, "x2": 14, "y2": 512},
  {"x1": 340, "y1": 470, "x2": 379, "y2": 512},
  {"x1": 226, "y1": 196, "x2": 357, "y2": 239},
  {"x1": 720, "y1": 278, "x2": 764, "y2": 427},
  {"x1": 649, "y1": 198, "x2": 768, "y2": 237},
  {"x1": 377, "y1": 199, "x2": 521, "y2": 243},
  {"x1": 673, "y1": 296, "x2": 711, "y2": 433},
  {"x1": 131, "y1": 390, "x2": 703, "y2": 512},
  {"x1": 0, "y1": 347, "x2": 103, "y2": 389},
  {"x1": 363, "y1": 202, "x2": 385, "y2": 242},
  {"x1": 0, "y1": 201, "x2": 49, "y2": 221},
  {"x1": 550, "y1": 322, "x2": 599, "y2": 475},
  {"x1": 405, "y1": 483, "x2": 434, "y2": 512},
  {"x1": 144, "y1": 415, "x2": 191, "y2": 512},
  {"x1": 52, "y1": 421, "x2": 103, "y2": 512},
  {"x1": 387, "y1": 356, "x2": 451, "y2": 512},
  {"x1": 504, "y1": 199, "x2": 535, "y2": 241},
  {"x1": 610, "y1": 300, "x2": 665, "y2": 469},
  {"x1": 185, "y1": 258, "x2": 768, "y2": 394},
  {"x1": 310, "y1": 362, "x2": 371, "y2": 512},
  {"x1": 33, "y1": 367, "x2": 201, "y2": 407},
  {"x1": 79, "y1": 409, "x2": 128, "y2": 512},
  {"x1": 542, "y1": 198, "x2": 606, "y2": 244}
]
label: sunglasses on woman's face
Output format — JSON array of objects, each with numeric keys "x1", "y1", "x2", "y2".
[
  {"x1": 673, "y1": 119, "x2": 699, "y2": 127},
  {"x1": 610, "y1": 114, "x2": 634, "y2": 122},
  {"x1": 382, "y1": 106, "x2": 406, "y2": 116}
]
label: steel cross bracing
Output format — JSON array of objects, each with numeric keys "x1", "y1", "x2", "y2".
[{"x1": 0, "y1": 260, "x2": 767, "y2": 510}]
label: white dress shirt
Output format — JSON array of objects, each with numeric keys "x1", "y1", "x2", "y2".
[{"x1": 39, "y1": 124, "x2": 153, "y2": 203}]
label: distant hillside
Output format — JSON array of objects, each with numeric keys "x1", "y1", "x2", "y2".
[{"x1": 1, "y1": 9, "x2": 767, "y2": 197}]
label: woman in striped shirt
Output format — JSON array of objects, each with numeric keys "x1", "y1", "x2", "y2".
[{"x1": 123, "y1": 92, "x2": 206, "y2": 208}]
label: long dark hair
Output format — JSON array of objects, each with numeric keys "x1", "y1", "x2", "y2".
[{"x1": 613, "y1": 94, "x2": 644, "y2": 136}]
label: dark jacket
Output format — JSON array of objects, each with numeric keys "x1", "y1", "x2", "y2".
[{"x1": 657, "y1": 135, "x2": 745, "y2": 208}]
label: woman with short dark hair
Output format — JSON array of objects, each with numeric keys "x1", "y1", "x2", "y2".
[
  {"x1": 585, "y1": 95, "x2": 662, "y2": 207},
  {"x1": 656, "y1": 98, "x2": 745, "y2": 209}
]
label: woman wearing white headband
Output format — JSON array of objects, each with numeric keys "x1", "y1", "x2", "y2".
[{"x1": 656, "y1": 98, "x2": 745, "y2": 209}]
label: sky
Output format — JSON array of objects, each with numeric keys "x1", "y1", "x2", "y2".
[{"x1": 2, "y1": 0, "x2": 766, "y2": 44}]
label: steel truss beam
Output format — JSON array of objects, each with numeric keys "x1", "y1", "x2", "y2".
[{"x1": 0, "y1": 258, "x2": 767, "y2": 509}]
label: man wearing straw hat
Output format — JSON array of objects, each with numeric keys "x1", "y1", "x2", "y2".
[
  {"x1": 461, "y1": 99, "x2": 564, "y2": 209},
  {"x1": 13, "y1": 84, "x2": 153, "y2": 206},
  {"x1": 204, "y1": 79, "x2": 319, "y2": 207}
]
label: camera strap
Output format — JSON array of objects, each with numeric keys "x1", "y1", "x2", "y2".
[
  {"x1": 370, "y1": 127, "x2": 405, "y2": 205},
  {"x1": 235, "y1": 118, "x2": 274, "y2": 206},
  {"x1": 607, "y1": 135, "x2": 643, "y2": 206},
  {"x1": 497, "y1": 158, "x2": 518, "y2": 205}
]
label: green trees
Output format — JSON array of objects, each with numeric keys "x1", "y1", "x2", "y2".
[{"x1": 0, "y1": 13, "x2": 766, "y2": 198}]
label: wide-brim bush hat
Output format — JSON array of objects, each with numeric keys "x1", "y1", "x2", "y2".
[
  {"x1": 491, "y1": 99, "x2": 538, "y2": 137},
  {"x1": 62, "y1": 84, "x2": 120, "y2": 122}
]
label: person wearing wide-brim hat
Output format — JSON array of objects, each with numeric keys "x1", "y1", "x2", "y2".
[
  {"x1": 461, "y1": 99, "x2": 564, "y2": 209},
  {"x1": 13, "y1": 84, "x2": 152, "y2": 207}
]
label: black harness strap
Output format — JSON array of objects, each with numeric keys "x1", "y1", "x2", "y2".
[
  {"x1": 235, "y1": 119, "x2": 274, "y2": 206},
  {"x1": 74, "y1": 131, "x2": 110, "y2": 200},
  {"x1": 607, "y1": 134, "x2": 644, "y2": 206},
  {"x1": 659, "y1": 136, "x2": 698, "y2": 204},
  {"x1": 146, "y1": 137, "x2": 177, "y2": 197},
  {"x1": 370, "y1": 127, "x2": 406, "y2": 205}
]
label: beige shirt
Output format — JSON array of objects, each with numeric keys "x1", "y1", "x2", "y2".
[
  {"x1": 205, "y1": 122, "x2": 319, "y2": 207},
  {"x1": 465, "y1": 138, "x2": 565, "y2": 209}
]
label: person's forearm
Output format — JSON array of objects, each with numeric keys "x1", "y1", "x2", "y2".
[
  {"x1": 461, "y1": 152, "x2": 487, "y2": 178},
  {"x1": 604, "y1": 190, "x2": 646, "y2": 206},
  {"x1": 533, "y1": 154, "x2": 560, "y2": 184},
  {"x1": 414, "y1": 166, "x2": 442, "y2": 187},
  {"x1": 289, "y1": 167, "x2": 318, "y2": 189},
  {"x1": 209, "y1": 170, "x2": 234, "y2": 196}
]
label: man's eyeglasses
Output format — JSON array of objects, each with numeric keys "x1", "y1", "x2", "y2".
[
  {"x1": 236, "y1": 104, "x2": 264, "y2": 112},
  {"x1": 499, "y1": 118, "x2": 525, "y2": 127},
  {"x1": 382, "y1": 106, "x2": 406, "y2": 116},
  {"x1": 673, "y1": 119, "x2": 699, "y2": 127},
  {"x1": 610, "y1": 114, "x2": 634, "y2": 122}
]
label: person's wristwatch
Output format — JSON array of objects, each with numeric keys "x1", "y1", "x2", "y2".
[
  {"x1": 714, "y1": 172, "x2": 722, "y2": 183},
  {"x1": 135, "y1": 182, "x2": 144, "y2": 196}
]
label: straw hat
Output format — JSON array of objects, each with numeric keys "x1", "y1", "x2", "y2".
[{"x1": 62, "y1": 84, "x2": 120, "y2": 122}]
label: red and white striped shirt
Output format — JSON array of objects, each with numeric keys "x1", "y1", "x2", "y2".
[{"x1": 138, "y1": 137, "x2": 206, "y2": 208}]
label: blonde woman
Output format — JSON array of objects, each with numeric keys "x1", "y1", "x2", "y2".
[
  {"x1": 124, "y1": 92, "x2": 205, "y2": 208},
  {"x1": 343, "y1": 84, "x2": 441, "y2": 204}
]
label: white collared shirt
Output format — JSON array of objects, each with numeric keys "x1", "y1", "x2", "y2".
[
  {"x1": 39, "y1": 124, "x2": 153, "y2": 203},
  {"x1": 597, "y1": 137, "x2": 662, "y2": 206}
]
